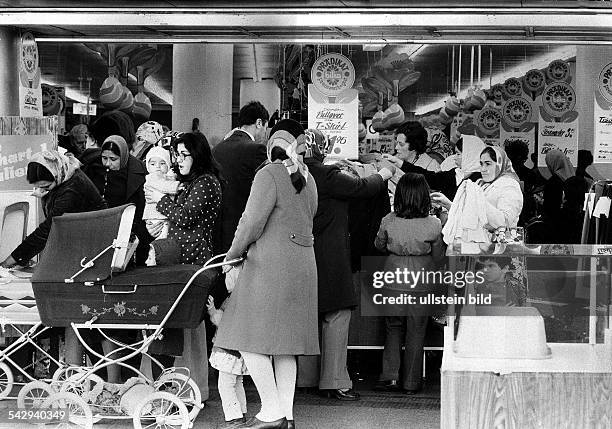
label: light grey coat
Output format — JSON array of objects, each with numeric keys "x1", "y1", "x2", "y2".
[{"x1": 214, "y1": 161, "x2": 320, "y2": 355}]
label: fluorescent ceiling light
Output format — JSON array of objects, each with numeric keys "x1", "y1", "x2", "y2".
[
  {"x1": 363, "y1": 44, "x2": 386, "y2": 52},
  {"x1": 414, "y1": 45, "x2": 576, "y2": 115},
  {"x1": 394, "y1": 44, "x2": 428, "y2": 59}
]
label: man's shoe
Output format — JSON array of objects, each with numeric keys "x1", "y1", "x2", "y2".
[
  {"x1": 404, "y1": 388, "x2": 422, "y2": 395},
  {"x1": 222, "y1": 417, "x2": 247, "y2": 429},
  {"x1": 374, "y1": 380, "x2": 402, "y2": 392},
  {"x1": 281, "y1": 420, "x2": 295, "y2": 429},
  {"x1": 237, "y1": 417, "x2": 287, "y2": 429},
  {"x1": 320, "y1": 388, "x2": 360, "y2": 401}
]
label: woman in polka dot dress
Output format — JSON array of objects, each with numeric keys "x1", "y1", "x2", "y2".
[
  {"x1": 146, "y1": 132, "x2": 222, "y2": 264},
  {"x1": 145, "y1": 131, "x2": 222, "y2": 397}
]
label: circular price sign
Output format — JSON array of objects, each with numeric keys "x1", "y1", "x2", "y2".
[
  {"x1": 490, "y1": 84, "x2": 505, "y2": 104},
  {"x1": 311, "y1": 53, "x2": 355, "y2": 97},
  {"x1": 597, "y1": 62, "x2": 612, "y2": 104},
  {"x1": 542, "y1": 82, "x2": 576, "y2": 118},
  {"x1": 476, "y1": 107, "x2": 501, "y2": 136},
  {"x1": 546, "y1": 59, "x2": 571, "y2": 82},
  {"x1": 504, "y1": 77, "x2": 523, "y2": 98},
  {"x1": 502, "y1": 97, "x2": 533, "y2": 129},
  {"x1": 522, "y1": 69, "x2": 546, "y2": 93}
]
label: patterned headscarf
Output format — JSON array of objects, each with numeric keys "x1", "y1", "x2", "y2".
[
  {"x1": 133, "y1": 121, "x2": 164, "y2": 159},
  {"x1": 481, "y1": 145, "x2": 519, "y2": 184},
  {"x1": 545, "y1": 149, "x2": 575, "y2": 182},
  {"x1": 267, "y1": 130, "x2": 308, "y2": 182},
  {"x1": 102, "y1": 135, "x2": 130, "y2": 169},
  {"x1": 29, "y1": 150, "x2": 78, "y2": 185},
  {"x1": 304, "y1": 129, "x2": 327, "y2": 162}
]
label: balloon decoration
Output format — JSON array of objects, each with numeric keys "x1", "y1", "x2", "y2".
[
  {"x1": 358, "y1": 52, "x2": 420, "y2": 131},
  {"x1": 84, "y1": 43, "x2": 166, "y2": 118}
]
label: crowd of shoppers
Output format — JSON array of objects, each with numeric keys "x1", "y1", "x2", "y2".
[{"x1": 0, "y1": 100, "x2": 596, "y2": 429}]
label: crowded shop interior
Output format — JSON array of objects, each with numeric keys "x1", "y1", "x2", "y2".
[{"x1": 1, "y1": 3, "x2": 612, "y2": 428}]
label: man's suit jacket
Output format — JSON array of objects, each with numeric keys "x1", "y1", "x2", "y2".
[{"x1": 212, "y1": 130, "x2": 267, "y2": 252}]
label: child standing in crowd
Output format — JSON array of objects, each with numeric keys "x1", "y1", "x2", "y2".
[
  {"x1": 207, "y1": 267, "x2": 248, "y2": 428},
  {"x1": 373, "y1": 173, "x2": 445, "y2": 394},
  {"x1": 143, "y1": 146, "x2": 179, "y2": 241}
]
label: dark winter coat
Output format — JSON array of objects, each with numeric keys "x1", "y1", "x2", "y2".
[
  {"x1": 79, "y1": 148, "x2": 151, "y2": 264},
  {"x1": 157, "y1": 173, "x2": 222, "y2": 265},
  {"x1": 11, "y1": 169, "x2": 107, "y2": 265},
  {"x1": 305, "y1": 158, "x2": 386, "y2": 314},
  {"x1": 212, "y1": 130, "x2": 267, "y2": 253}
]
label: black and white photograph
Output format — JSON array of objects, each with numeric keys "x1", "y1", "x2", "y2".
[{"x1": 0, "y1": 2, "x2": 611, "y2": 428}]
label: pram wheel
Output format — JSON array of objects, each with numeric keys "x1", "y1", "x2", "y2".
[
  {"x1": 52, "y1": 366, "x2": 86, "y2": 390},
  {"x1": 132, "y1": 391, "x2": 189, "y2": 429},
  {"x1": 0, "y1": 361, "x2": 14, "y2": 399},
  {"x1": 60, "y1": 372, "x2": 105, "y2": 400},
  {"x1": 155, "y1": 372, "x2": 202, "y2": 421},
  {"x1": 42, "y1": 391, "x2": 94, "y2": 429},
  {"x1": 17, "y1": 380, "x2": 54, "y2": 408}
]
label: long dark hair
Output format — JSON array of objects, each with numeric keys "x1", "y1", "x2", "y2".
[
  {"x1": 172, "y1": 132, "x2": 222, "y2": 182},
  {"x1": 393, "y1": 173, "x2": 431, "y2": 219}
]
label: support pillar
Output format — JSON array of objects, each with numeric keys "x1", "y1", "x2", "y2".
[
  {"x1": 0, "y1": 27, "x2": 20, "y2": 116},
  {"x1": 172, "y1": 44, "x2": 233, "y2": 146}
]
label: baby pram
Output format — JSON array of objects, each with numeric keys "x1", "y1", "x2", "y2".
[
  {"x1": 0, "y1": 274, "x2": 64, "y2": 403},
  {"x1": 25, "y1": 204, "x2": 240, "y2": 428}
]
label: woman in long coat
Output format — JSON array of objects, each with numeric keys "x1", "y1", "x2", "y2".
[{"x1": 215, "y1": 119, "x2": 318, "y2": 429}]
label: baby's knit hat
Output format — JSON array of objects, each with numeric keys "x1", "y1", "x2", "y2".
[{"x1": 145, "y1": 146, "x2": 171, "y2": 170}]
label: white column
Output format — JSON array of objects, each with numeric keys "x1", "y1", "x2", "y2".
[
  {"x1": 172, "y1": 44, "x2": 233, "y2": 146},
  {"x1": 0, "y1": 27, "x2": 20, "y2": 116}
]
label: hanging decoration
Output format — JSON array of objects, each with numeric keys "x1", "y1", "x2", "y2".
[
  {"x1": 118, "y1": 57, "x2": 134, "y2": 114},
  {"x1": 358, "y1": 52, "x2": 420, "y2": 128}
]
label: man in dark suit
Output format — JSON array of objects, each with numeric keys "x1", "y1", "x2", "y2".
[{"x1": 212, "y1": 101, "x2": 270, "y2": 253}]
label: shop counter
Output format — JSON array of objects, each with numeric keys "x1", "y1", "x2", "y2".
[{"x1": 441, "y1": 243, "x2": 612, "y2": 429}]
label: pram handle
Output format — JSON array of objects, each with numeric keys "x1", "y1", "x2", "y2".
[
  {"x1": 200, "y1": 253, "x2": 244, "y2": 271},
  {"x1": 102, "y1": 284, "x2": 138, "y2": 294}
]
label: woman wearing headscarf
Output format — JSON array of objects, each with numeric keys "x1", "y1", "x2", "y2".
[
  {"x1": 432, "y1": 145, "x2": 523, "y2": 241},
  {"x1": 385, "y1": 135, "x2": 484, "y2": 201},
  {"x1": 1, "y1": 150, "x2": 107, "y2": 268},
  {"x1": 543, "y1": 149, "x2": 575, "y2": 220},
  {"x1": 79, "y1": 135, "x2": 151, "y2": 265},
  {"x1": 214, "y1": 119, "x2": 319, "y2": 429},
  {"x1": 132, "y1": 121, "x2": 165, "y2": 161},
  {"x1": 543, "y1": 149, "x2": 576, "y2": 243}
]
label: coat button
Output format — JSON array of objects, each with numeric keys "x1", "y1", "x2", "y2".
[{"x1": 291, "y1": 234, "x2": 295, "y2": 239}]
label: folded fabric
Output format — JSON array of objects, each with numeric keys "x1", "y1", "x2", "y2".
[{"x1": 442, "y1": 180, "x2": 490, "y2": 245}]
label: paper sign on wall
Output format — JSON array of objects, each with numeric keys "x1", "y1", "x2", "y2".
[
  {"x1": 537, "y1": 117, "x2": 578, "y2": 167},
  {"x1": 594, "y1": 62, "x2": 612, "y2": 163},
  {"x1": 0, "y1": 116, "x2": 58, "y2": 191},
  {"x1": 308, "y1": 84, "x2": 358, "y2": 160},
  {"x1": 18, "y1": 33, "x2": 42, "y2": 117},
  {"x1": 594, "y1": 100, "x2": 612, "y2": 163}
]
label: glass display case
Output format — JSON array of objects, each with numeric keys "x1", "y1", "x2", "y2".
[{"x1": 442, "y1": 241, "x2": 612, "y2": 429}]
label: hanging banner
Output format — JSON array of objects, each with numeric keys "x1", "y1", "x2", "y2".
[
  {"x1": 0, "y1": 116, "x2": 58, "y2": 191},
  {"x1": 537, "y1": 117, "x2": 578, "y2": 167},
  {"x1": 18, "y1": 32, "x2": 43, "y2": 117},
  {"x1": 594, "y1": 62, "x2": 612, "y2": 163}
]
